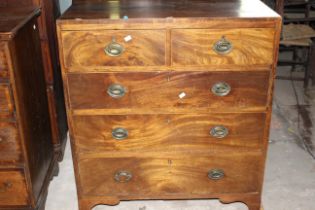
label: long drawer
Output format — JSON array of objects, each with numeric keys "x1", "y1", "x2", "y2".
[
  {"x1": 0, "y1": 42, "x2": 8, "y2": 79},
  {"x1": 0, "y1": 121, "x2": 23, "y2": 165},
  {"x1": 67, "y1": 71, "x2": 270, "y2": 112},
  {"x1": 61, "y1": 30, "x2": 166, "y2": 68},
  {"x1": 0, "y1": 170, "x2": 29, "y2": 206},
  {"x1": 73, "y1": 113, "x2": 266, "y2": 153},
  {"x1": 172, "y1": 28, "x2": 275, "y2": 66},
  {"x1": 78, "y1": 153, "x2": 262, "y2": 197}
]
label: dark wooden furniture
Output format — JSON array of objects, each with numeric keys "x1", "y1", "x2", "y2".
[
  {"x1": 57, "y1": 1, "x2": 281, "y2": 210},
  {"x1": 0, "y1": 0, "x2": 68, "y2": 161},
  {"x1": 0, "y1": 7, "x2": 59, "y2": 210}
]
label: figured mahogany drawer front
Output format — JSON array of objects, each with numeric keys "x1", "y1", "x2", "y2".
[
  {"x1": 78, "y1": 153, "x2": 261, "y2": 196},
  {"x1": 172, "y1": 28, "x2": 275, "y2": 66},
  {"x1": 0, "y1": 84, "x2": 13, "y2": 113},
  {"x1": 0, "y1": 43, "x2": 8, "y2": 79},
  {"x1": 62, "y1": 30, "x2": 166, "y2": 68},
  {"x1": 73, "y1": 113, "x2": 266, "y2": 153},
  {"x1": 68, "y1": 71, "x2": 270, "y2": 111},
  {"x1": 0, "y1": 121, "x2": 23, "y2": 165},
  {"x1": 0, "y1": 170, "x2": 29, "y2": 206}
]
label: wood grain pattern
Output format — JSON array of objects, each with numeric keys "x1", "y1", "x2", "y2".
[
  {"x1": 0, "y1": 121, "x2": 23, "y2": 165},
  {"x1": 33, "y1": 0, "x2": 69, "y2": 155},
  {"x1": 0, "y1": 84, "x2": 13, "y2": 113},
  {"x1": 73, "y1": 114, "x2": 266, "y2": 153},
  {"x1": 0, "y1": 42, "x2": 8, "y2": 79},
  {"x1": 172, "y1": 28, "x2": 275, "y2": 66},
  {"x1": 0, "y1": 170, "x2": 29, "y2": 206},
  {"x1": 0, "y1": 0, "x2": 69, "y2": 162},
  {"x1": 67, "y1": 71, "x2": 270, "y2": 112},
  {"x1": 78, "y1": 194, "x2": 263, "y2": 210},
  {"x1": 0, "y1": 6, "x2": 40, "y2": 40},
  {"x1": 62, "y1": 30, "x2": 166, "y2": 68},
  {"x1": 78, "y1": 152, "x2": 262, "y2": 197},
  {"x1": 0, "y1": 6, "x2": 66, "y2": 210},
  {"x1": 56, "y1": 1, "x2": 281, "y2": 210},
  {"x1": 6, "y1": 14, "x2": 55, "y2": 206}
]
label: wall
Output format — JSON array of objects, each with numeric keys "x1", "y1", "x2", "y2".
[{"x1": 59, "y1": 0, "x2": 72, "y2": 14}]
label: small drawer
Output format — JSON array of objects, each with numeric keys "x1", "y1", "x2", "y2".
[
  {"x1": 0, "y1": 170, "x2": 29, "y2": 206},
  {"x1": 78, "y1": 153, "x2": 261, "y2": 197},
  {"x1": 0, "y1": 84, "x2": 13, "y2": 113},
  {"x1": 0, "y1": 121, "x2": 23, "y2": 165},
  {"x1": 61, "y1": 30, "x2": 166, "y2": 69},
  {"x1": 73, "y1": 113, "x2": 266, "y2": 153},
  {"x1": 0, "y1": 42, "x2": 9, "y2": 79},
  {"x1": 67, "y1": 71, "x2": 270, "y2": 112},
  {"x1": 171, "y1": 28, "x2": 275, "y2": 66}
]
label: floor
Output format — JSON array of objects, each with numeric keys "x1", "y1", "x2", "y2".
[{"x1": 45, "y1": 66, "x2": 315, "y2": 210}]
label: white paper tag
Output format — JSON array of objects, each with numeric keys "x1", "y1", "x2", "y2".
[
  {"x1": 179, "y1": 92, "x2": 186, "y2": 99},
  {"x1": 124, "y1": 35, "x2": 132, "y2": 42}
]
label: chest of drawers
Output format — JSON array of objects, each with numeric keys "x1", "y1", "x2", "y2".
[
  {"x1": 0, "y1": 7, "x2": 59, "y2": 210},
  {"x1": 57, "y1": 1, "x2": 281, "y2": 209},
  {"x1": 0, "y1": 0, "x2": 69, "y2": 162}
]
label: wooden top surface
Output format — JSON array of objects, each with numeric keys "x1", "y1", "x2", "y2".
[
  {"x1": 0, "y1": 6, "x2": 40, "y2": 40},
  {"x1": 60, "y1": 0, "x2": 280, "y2": 21}
]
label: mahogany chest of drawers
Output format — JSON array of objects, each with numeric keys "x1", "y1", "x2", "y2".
[
  {"x1": 0, "y1": 7, "x2": 58, "y2": 210},
  {"x1": 57, "y1": 1, "x2": 281, "y2": 209}
]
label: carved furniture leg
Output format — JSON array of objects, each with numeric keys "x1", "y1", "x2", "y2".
[
  {"x1": 219, "y1": 194, "x2": 262, "y2": 210},
  {"x1": 79, "y1": 197, "x2": 120, "y2": 210}
]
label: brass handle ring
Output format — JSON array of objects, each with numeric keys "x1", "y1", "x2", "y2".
[
  {"x1": 114, "y1": 171, "x2": 133, "y2": 183},
  {"x1": 112, "y1": 128, "x2": 129, "y2": 140},
  {"x1": 213, "y1": 36, "x2": 233, "y2": 55},
  {"x1": 208, "y1": 169, "x2": 225, "y2": 180},
  {"x1": 211, "y1": 82, "x2": 231, "y2": 97}
]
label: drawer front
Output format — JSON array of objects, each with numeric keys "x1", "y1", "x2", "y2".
[
  {"x1": 68, "y1": 71, "x2": 270, "y2": 111},
  {"x1": 0, "y1": 84, "x2": 13, "y2": 113},
  {"x1": 73, "y1": 114, "x2": 266, "y2": 153},
  {"x1": 78, "y1": 153, "x2": 261, "y2": 197},
  {"x1": 0, "y1": 43, "x2": 9, "y2": 79},
  {"x1": 0, "y1": 170, "x2": 29, "y2": 206},
  {"x1": 0, "y1": 121, "x2": 23, "y2": 165},
  {"x1": 172, "y1": 28, "x2": 275, "y2": 66},
  {"x1": 62, "y1": 30, "x2": 166, "y2": 68}
]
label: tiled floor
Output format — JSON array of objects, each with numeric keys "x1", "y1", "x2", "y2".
[{"x1": 46, "y1": 67, "x2": 315, "y2": 210}]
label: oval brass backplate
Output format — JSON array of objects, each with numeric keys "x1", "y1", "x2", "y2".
[
  {"x1": 112, "y1": 128, "x2": 129, "y2": 140},
  {"x1": 213, "y1": 36, "x2": 233, "y2": 55},
  {"x1": 210, "y1": 125, "x2": 229, "y2": 139},
  {"x1": 211, "y1": 82, "x2": 231, "y2": 97},
  {"x1": 107, "y1": 84, "x2": 126, "y2": 99},
  {"x1": 114, "y1": 170, "x2": 132, "y2": 183},
  {"x1": 208, "y1": 169, "x2": 225, "y2": 180},
  {"x1": 104, "y1": 38, "x2": 125, "y2": 57}
]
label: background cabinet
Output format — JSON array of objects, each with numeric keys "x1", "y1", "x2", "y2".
[
  {"x1": 0, "y1": 0, "x2": 68, "y2": 161},
  {"x1": 0, "y1": 7, "x2": 59, "y2": 210}
]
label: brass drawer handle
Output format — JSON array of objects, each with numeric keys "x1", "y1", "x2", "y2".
[
  {"x1": 211, "y1": 82, "x2": 231, "y2": 96},
  {"x1": 114, "y1": 170, "x2": 132, "y2": 183},
  {"x1": 213, "y1": 36, "x2": 233, "y2": 55},
  {"x1": 107, "y1": 84, "x2": 126, "y2": 99},
  {"x1": 210, "y1": 125, "x2": 229, "y2": 138},
  {"x1": 0, "y1": 182, "x2": 12, "y2": 193},
  {"x1": 208, "y1": 169, "x2": 225, "y2": 180},
  {"x1": 104, "y1": 37, "x2": 125, "y2": 57},
  {"x1": 112, "y1": 128, "x2": 128, "y2": 140}
]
